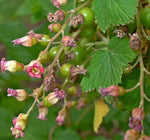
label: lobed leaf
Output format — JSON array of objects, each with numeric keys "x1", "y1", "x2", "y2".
[
  {"x1": 81, "y1": 37, "x2": 136, "y2": 92},
  {"x1": 93, "y1": 0, "x2": 138, "y2": 32}
]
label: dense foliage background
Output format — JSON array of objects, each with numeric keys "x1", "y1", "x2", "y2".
[{"x1": 0, "y1": 0, "x2": 150, "y2": 140}]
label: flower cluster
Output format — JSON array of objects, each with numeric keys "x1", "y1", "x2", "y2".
[{"x1": 11, "y1": 113, "x2": 28, "y2": 139}]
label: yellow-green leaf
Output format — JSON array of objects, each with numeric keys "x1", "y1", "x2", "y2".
[{"x1": 93, "y1": 100, "x2": 110, "y2": 133}]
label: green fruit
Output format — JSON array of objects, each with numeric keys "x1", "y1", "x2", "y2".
[
  {"x1": 60, "y1": 63, "x2": 72, "y2": 77},
  {"x1": 67, "y1": 86, "x2": 78, "y2": 96},
  {"x1": 123, "y1": 65, "x2": 132, "y2": 74},
  {"x1": 38, "y1": 51, "x2": 50, "y2": 63},
  {"x1": 72, "y1": 46, "x2": 87, "y2": 65},
  {"x1": 79, "y1": 25, "x2": 96, "y2": 38},
  {"x1": 78, "y1": 7, "x2": 94, "y2": 26},
  {"x1": 78, "y1": 38, "x2": 89, "y2": 46},
  {"x1": 43, "y1": 96, "x2": 52, "y2": 107},
  {"x1": 40, "y1": 34, "x2": 50, "y2": 46},
  {"x1": 49, "y1": 46, "x2": 65, "y2": 62},
  {"x1": 52, "y1": 23, "x2": 62, "y2": 33},
  {"x1": 140, "y1": 7, "x2": 150, "y2": 29}
]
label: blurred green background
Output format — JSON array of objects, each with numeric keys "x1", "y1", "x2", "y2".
[{"x1": 0, "y1": 0, "x2": 150, "y2": 140}]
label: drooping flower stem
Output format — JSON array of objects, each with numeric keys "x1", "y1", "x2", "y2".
[{"x1": 26, "y1": 95, "x2": 38, "y2": 117}]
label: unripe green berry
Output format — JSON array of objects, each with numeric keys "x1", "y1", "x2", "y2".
[
  {"x1": 43, "y1": 96, "x2": 52, "y2": 107},
  {"x1": 123, "y1": 65, "x2": 132, "y2": 74},
  {"x1": 60, "y1": 63, "x2": 72, "y2": 77},
  {"x1": 67, "y1": 86, "x2": 78, "y2": 96},
  {"x1": 118, "y1": 86, "x2": 126, "y2": 96},
  {"x1": 78, "y1": 7, "x2": 94, "y2": 26},
  {"x1": 40, "y1": 34, "x2": 50, "y2": 46},
  {"x1": 38, "y1": 51, "x2": 50, "y2": 63}
]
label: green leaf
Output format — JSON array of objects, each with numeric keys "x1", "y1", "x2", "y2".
[
  {"x1": 53, "y1": 128, "x2": 80, "y2": 140},
  {"x1": 0, "y1": 107, "x2": 15, "y2": 137},
  {"x1": 93, "y1": 0, "x2": 138, "y2": 32},
  {"x1": 81, "y1": 37, "x2": 136, "y2": 92},
  {"x1": 119, "y1": 69, "x2": 140, "y2": 111}
]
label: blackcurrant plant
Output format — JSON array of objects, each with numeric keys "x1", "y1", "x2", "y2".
[{"x1": 1, "y1": 0, "x2": 150, "y2": 140}]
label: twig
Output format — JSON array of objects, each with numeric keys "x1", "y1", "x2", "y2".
[
  {"x1": 75, "y1": 103, "x2": 93, "y2": 125},
  {"x1": 125, "y1": 82, "x2": 140, "y2": 92},
  {"x1": 144, "y1": 94, "x2": 150, "y2": 102},
  {"x1": 144, "y1": 67, "x2": 150, "y2": 75},
  {"x1": 48, "y1": 124, "x2": 58, "y2": 140},
  {"x1": 26, "y1": 96, "x2": 38, "y2": 116},
  {"x1": 96, "y1": 31, "x2": 107, "y2": 42},
  {"x1": 131, "y1": 57, "x2": 139, "y2": 69}
]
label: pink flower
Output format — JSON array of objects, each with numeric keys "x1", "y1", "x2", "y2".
[
  {"x1": 37, "y1": 103, "x2": 48, "y2": 121},
  {"x1": 54, "y1": 88, "x2": 65, "y2": 99},
  {"x1": 99, "y1": 85, "x2": 119, "y2": 97},
  {"x1": 43, "y1": 89, "x2": 65, "y2": 107},
  {"x1": 124, "y1": 129, "x2": 139, "y2": 140},
  {"x1": 1, "y1": 58, "x2": 24, "y2": 73},
  {"x1": 11, "y1": 113, "x2": 28, "y2": 139},
  {"x1": 51, "y1": 0, "x2": 67, "y2": 8},
  {"x1": 12, "y1": 36, "x2": 38, "y2": 47},
  {"x1": 51, "y1": 0, "x2": 60, "y2": 8},
  {"x1": 26, "y1": 60, "x2": 44, "y2": 78},
  {"x1": 7, "y1": 88, "x2": 28, "y2": 101},
  {"x1": 129, "y1": 108, "x2": 145, "y2": 131},
  {"x1": 56, "y1": 108, "x2": 67, "y2": 125}
]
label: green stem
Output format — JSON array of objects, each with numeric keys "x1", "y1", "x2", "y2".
[
  {"x1": 125, "y1": 82, "x2": 140, "y2": 92},
  {"x1": 75, "y1": 103, "x2": 93, "y2": 125},
  {"x1": 26, "y1": 96, "x2": 38, "y2": 117},
  {"x1": 131, "y1": 57, "x2": 140, "y2": 69}
]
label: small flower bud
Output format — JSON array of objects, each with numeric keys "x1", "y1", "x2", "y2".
[
  {"x1": 47, "y1": 10, "x2": 66, "y2": 22},
  {"x1": 129, "y1": 108, "x2": 145, "y2": 131},
  {"x1": 69, "y1": 14, "x2": 84, "y2": 27},
  {"x1": 32, "y1": 88, "x2": 43, "y2": 98},
  {"x1": 55, "y1": 10, "x2": 66, "y2": 21},
  {"x1": 43, "y1": 89, "x2": 65, "y2": 107},
  {"x1": 48, "y1": 23, "x2": 62, "y2": 33},
  {"x1": 51, "y1": 0, "x2": 68, "y2": 8},
  {"x1": 62, "y1": 36, "x2": 76, "y2": 47},
  {"x1": 37, "y1": 102, "x2": 48, "y2": 121},
  {"x1": 129, "y1": 33, "x2": 141, "y2": 51},
  {"x1": 56, "y1": 108, "x2": 67, "y2": 125},
  {"x1": 132, "y1": 108, "x2": 145, "y2": 121},
  {"x1": 1, "y1": 58, "x2": 24, "y2": 73},
  {"x1": 7, "y1": 88, "x2": 28, "y2": 101},
  {"x1": 11, "y1": 113, "x2": 28, "y2": 139},
  {"x1": 12, "y1": 36, "x2": 38, "y2": 47},
  {"x1": 114, "y1": 29, "x2": 126, "y2": 38},
  {"x1": 38, "y1": 51, "x2": 50, "y2": 63},
  {"x1": 124, "y1": 129, "x2": 139, "y2": 140},
  {"x1": 27, "y1": 30, "x2": 43, "y2": 40},
  {"x1": 99, "y1": 85, "x2": 125, "y2": 97},
  {"x1": 26, "y1": 60, "x2": 44, "y2": 78}
]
